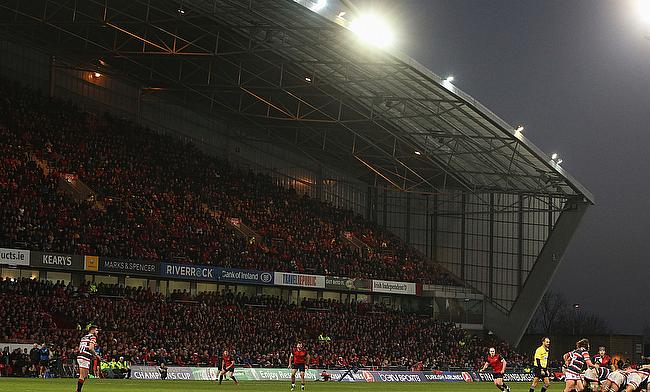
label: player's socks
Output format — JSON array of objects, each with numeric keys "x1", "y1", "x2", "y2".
[
  {"x1": 231, "y1": 376, "x2": 238, "y2": 384},
  {"x1": 76, "y1": 379, "x2": 84, "y2": 392},
  {"x1": 541, "y1": 387, "x2": 548, "y2": 392},
  {"x1": 291, "y1": 383, "x2": 295, "y2": 391},
  {"x1": 301, "y1": 383, "x2": 305, "y2": 390},
  {"x1": 219, "y1": 374, "x2": 223, "y2": 385},
  {"x1": 530, "y1": 387, "x2": 536, "y2": 392},
  {"x1": 504, "y1": 383, "x2": 510, "y2": 392}
]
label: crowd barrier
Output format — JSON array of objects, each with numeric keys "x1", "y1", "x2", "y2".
[{"x1": 129, "y1": 366, "x2": 535, "y2": 382}]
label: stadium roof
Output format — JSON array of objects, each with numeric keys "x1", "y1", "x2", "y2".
[{"x1": 0, "y1": 0, "x2": 593, "y2": 203}]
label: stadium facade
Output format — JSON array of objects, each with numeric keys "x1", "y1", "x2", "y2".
[{"x1": 0, "y1": 0, "x2": 593, "y2": 345}]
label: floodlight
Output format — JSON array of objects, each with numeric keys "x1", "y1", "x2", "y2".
[
  {"x1": 445, "y1": 76, "x2": 454, "y2": 83},
  {"x1": 414, "y1": 151, "x2": 421, "y2": 156},
  {"x1": 556, "y1": 159, "x2": 563, "y2": 164},
  {"x1": 311, "y1": 0, "x2": 327, "y2": 12},
  {"x1": 515, "y1": 125, "x2": 524, "y2": 133},
  {"x1": 304, "y1": 77, "x2": 312, "y2": 82},
  {"x1": 551, "y1": 153, "x2": 558, "y2": 160},
  {"x1": 349, "y1": 13, "x2": 395, "y2": 48},
  {"x1": 639, "y1": 0, "x2": 650, "y2": 24},
  {"x1": 94, "y1": 72, "x2": 102, "y2": 77}
]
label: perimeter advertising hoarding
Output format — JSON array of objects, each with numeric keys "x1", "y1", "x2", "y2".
[
  {"x1": 324, "y1": 276, "x2": 372, "y2": 292},
  {"x1": 372, "y1": 279, "x2": 418, "y2": 295},
  {"x1": 130, "y1": 366, "x2": 220, "y2": 380},
  {"x1": 160, "y1": 263, "x2": 219, "y2": 281},
  {"x1": 0, "y1": 248, "x2": 30, "y2": 266},
  {"x1": 30, "y1": 251, "x2": 83, "y2": 271},
  {"x1": 274, "y1": 272, "x2": 325, "y2": 288},
  {"x1": 218, "y1": 267, "x2": 274, "y2": 285},
  {"x1": 99, "y1": 257, "x2": 159, "y2": 276},
  {"x1": 128, "y1": 367, "x2": 503, "y2": 382}
]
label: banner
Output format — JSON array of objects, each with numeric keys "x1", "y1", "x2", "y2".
[
  {"x1": 127, "y1": 367, "x2": 530, "y2": 383},
  {"x1": 161, "y1": 263, "x2": 219, "y2": 281},
  {"x1": 84, "y1": 255, "x2": 99, "y2": 272},
  {"x1": 0, "y1": 248, "x2": 30, "y2": 266},
  {"x1": 99, "y1": 257, "x2": 159, "y2": 276},
  {"x1": 218, "y1": 268, "x2": 274, "y2": 285},
  {"x1": 30, "y1": 251, "x2": 83, "y2": 271},
  {"x1": 130, "y1": 366, "x2": 219, "y2": 381},
  {"x1": 274, "y1": 272, "x2": 325, "y2": 288},
  {"x1": 372, "y1": 279, "x2": 418, "y2": 295},
  {"x1": 475, "y1": 372, "x2": 534, "y2": 382},
  {"x1": 324, "y1": 276, "x2": 372, "y2": 292}
]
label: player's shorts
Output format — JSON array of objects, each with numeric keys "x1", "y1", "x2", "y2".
[
  {"x1": 77, "y1": 356, "x2": 91, "y2": 370},
  {"x1": 625, "y1": 372, "x2": 645, "y2": 389},
  {"x1": 607, "y1": 371, "x2": 627, "y2": 388},
  {"x1": 534, "y1": 366, "x2": 549, "y2": 378},
  {"x1": 583, "y1": 368, "x2": 600, "y2": 382},
  {"x1": 565, "y1": 370, "x2": 582, "y2": 381},
  {"x1": 292, "y1": 364, "x2": 306, "y2": 372},
  {"x1": 223, "y1": 365, "x2": 235, "y2": 373},
  {"x1": 492, "y1": 372, "x2": 504, "y2": 379}
]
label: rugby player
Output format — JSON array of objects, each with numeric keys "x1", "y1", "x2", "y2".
[
  {"x1": 289, "y1": 343, "x2": 310, "y2": 391},
  {"x1": 75, "y1": 325, "x2": 101, "y2": 392},
  {"x1": 480, "y1": 347, "x2": 511, "y2": 392},
  {"x1": 622, "y1": 365, "x2": 650, "y2": 392},
  {"x1": 218, "y1": 350, "x2": 238, "y2": 385},
  {"x1": 563, "y1": 339, "x2": 596, "y2": 392}
]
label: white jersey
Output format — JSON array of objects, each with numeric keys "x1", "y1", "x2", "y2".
[{"x1": 78, "y1": 333, "x2": 97, "y2": 359}]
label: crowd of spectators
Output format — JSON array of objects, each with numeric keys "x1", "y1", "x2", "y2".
[
  {"x1": 0, "y1": 277, "x2": 527, "y2": 376},
  {"x1": 0, "y1": 79, "x2": 456, "y2": 285}
]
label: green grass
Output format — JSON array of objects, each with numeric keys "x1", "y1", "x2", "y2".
[{"x1": 0, "y1": 379, "x2": 550, "y2": 392}]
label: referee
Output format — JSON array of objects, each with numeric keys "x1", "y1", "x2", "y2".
[{"x1": 530, "y1": 337, "x2": 551, "y2": 392}]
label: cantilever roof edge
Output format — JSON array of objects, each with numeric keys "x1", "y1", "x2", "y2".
[{"x1": 294, "y1": 0, "x2": 594, "y2": 204}]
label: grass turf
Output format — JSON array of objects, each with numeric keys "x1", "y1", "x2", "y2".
[{"x1": 0, "y1": 379, "x2": 551, "y2": 392}]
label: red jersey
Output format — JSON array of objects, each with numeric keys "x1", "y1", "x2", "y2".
[
  {"x1": 593, "y1": 354, "x2": 611, "y2": 368},
  {"x1": 486, "y1": 354, "x2": 505, "y2": 373},
  {"x1": 292, "y1": 349, "x2": 308, "y2": 364},
  {"x1": 223, "y1": 355, "x2": 235, "y2": 368}
]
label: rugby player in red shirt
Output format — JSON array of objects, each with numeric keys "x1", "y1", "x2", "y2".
[
  {"x1": 288, "y1": 343, "x2": 310, "y2": 391},
  {"x1": 480, "y1": 347, "x2": 511, "y2": 392},
  {"x1": 218, "y1": 350, "x2": 239, "y2": 385}
]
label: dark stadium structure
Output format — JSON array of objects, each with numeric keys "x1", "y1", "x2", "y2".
[{"x1": 0, "y1": 0, "x2": 593, "y2": 345}]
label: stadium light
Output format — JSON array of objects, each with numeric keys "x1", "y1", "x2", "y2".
[
  {"x1": 442, "y1": 75, "x2": 455, "y2": 89},
  {"x1": 304, "y1": 76, "x2": 312, "y2": 82},
  {"x1": 310, "y1": 0, "x2": 327, "y2": 12},
  {"x1": 94, "y1": 72, "x2": 102, "y2": 78},
  {"x1": 515, "y1": 125, "x2": 524, "y2": 133},
  {"x1": 638, "y1": 0, "x2": 650, "y2": 24},
  {"x1": 349, "y1": 13, "x2": 395, "y2": 49},
  {"x1": 551, "y1": 153, "x2": 558, "y2": 160},
  {"x1": 556, "y1": 159, "x2": 563, "y2": 164},
  {"x1": 414, "y1": 150, "x2": 421, "y2": 155}
]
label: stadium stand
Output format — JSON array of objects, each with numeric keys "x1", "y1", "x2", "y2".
[
  {"x1": 0, "y1": 277, "x2": 526, "y2": 375},
  {"x1": 0, "y1": 79, "x2": 455, "y2": 285}
]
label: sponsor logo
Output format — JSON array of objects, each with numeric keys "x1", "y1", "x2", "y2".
[
  {"x1": 274, "y1": 272, "x2": 325, "y2": 288},
  {"x1": 0, "y1": 248, "x2": 30, "y2": 266},
  {"x1": 104, "y1": 259, "x2": 157, "y2": 273},
  {"x1": 362, "y1": 371, "x2": 375, "y2": 382},
  {"x1": 371, "y1": 279, "x2": 417, "y2": 295},
  {"x1": 166, "y1": 264, "x2": 214, "y2": 279},
  {"x1": 462, "y1": 372, "x2": 473, "y2": 383},
  {"x1": 283, "y1": 274, "x2": 316, "y2": 286},
  {"x1": 42, "y1": 254, "x2": 72, "y2": 266},
  {"x1": 261, "y1": 272, "x2": 272, "y2": 283},
  {"x1": 84, "y1": 256, "x2": 99, "y2": 272}
]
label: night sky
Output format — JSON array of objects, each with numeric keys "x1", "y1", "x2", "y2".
[{"x1": 354, "y1": 0, "x2": 650, "y2": 334}]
